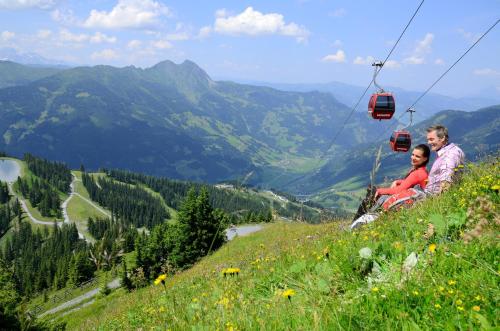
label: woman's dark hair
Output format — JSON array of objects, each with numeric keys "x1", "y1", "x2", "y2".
[{"x1": 414, "y1": 144, "x2": 430, "y2": 167}]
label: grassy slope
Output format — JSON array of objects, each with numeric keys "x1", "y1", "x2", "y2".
[
  {"x1": 67, "y1": 171, "x2": 111, "y2": 241},
  {"x1": 57, "y1": 161, "x2": 499, "y2": 330}
]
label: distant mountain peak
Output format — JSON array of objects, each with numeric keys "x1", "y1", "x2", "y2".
[
  {"x1": 151, "y1": 59, "x2": 211, "y2": 81},
  {"x1": 147, "y1": 59, "x2": 214, "y2": 97}
]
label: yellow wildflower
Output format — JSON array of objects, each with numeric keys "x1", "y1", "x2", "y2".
[
  {"x1": 438, "y1": 286, "x2": 445, "y2": 292},
  {"x1": 392, "y1": 241, "x2": 403, "y2": 251},
  {"x1": 434, "y1": 303, "x2": 441, "y2": 309},
  {"x1": 282, "y1": 289, "x2": 296, "y2": 300},
  {"x1": 472, "y1": 305, "x2": 480, "y2": 311},
  {"x1": 428, "y1": 243, "x2": 437, "y2": 253},
  {"x1": 456, "y1": 299, "x2": 463, "y2": 305},
  {"x1": 448, "y1": 289, "x2": 454, "y2": 295},
  {"x1": 371, "y1": 287, "x2": 379, "y2": 293},
  {"x1": 448, "y1": 280, "x2": 457, "y2": 286},
  {"x1": 413, "y1": 290, "x2": 419, "y2": 296},
  {"x1": 457, "y1": 306, "x2": 464, "y2": 311},
  {"x1": 154, "y1": 274, "x2": 167, "y2": 285},
  {"x1": 222, "y1": 268, "x2": 241, "y2": 276}
]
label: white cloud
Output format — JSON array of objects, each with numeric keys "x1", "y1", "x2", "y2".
[
  {"x1": 59, "y1": 29, "x2": 89, "y2": 43},
  {"x1": 329, "y1": 8, "x2": 347, "y2": 18},
  {"x1": 384, "y1": 60, "x2": 401, "y2": 69},
  {"x1": 58, "y1": 29, "x2": 116, "y2": 44},
  {"x1": 198, "y1": 26, "x2": 212, "y2": 38},
  {"x1": 322, "y1": 50, "x2": 346, "y2": 63},
  {"x1": 127, "y1": 39, "x2": 142, "y2": 49},
  {"x1": 212, "y1": 7, "x2": 310, "y2": 42},
  {"x1": 152, "y1": 40, "x2": 172, "y2": 49},
  {"x1": 1, "y1": 31, "x2": 15, "y2": 41},
  {"x1": 457, "y1": 28, "x2": 481, "y2": 43},
  {"x1": 353, "y1": 55, "x2": 374, "y2": 65},
  {"x1": 403, "y1": 56, "x2": 424, "y2": 65},
  {"x1": 36, "y1": 29, "x2": 52, "y2": 39},
  {"x1": 91, "y1": 49, "x2": 118, "y2": 60},
  {"x1": 215, "y1": 8, "x2": 227, "y2": 18},
  {"x1": 434, "y1": 58, "x2": 445, "y2": 65},
  {"x1": 83, "y1": 0, "x2": 171, "y2": 29},
  {"x1": 0, "y1": 0, "x2": 57, "y2": 10},
  {"x1": 403, "y1": 33, "x2": 434, "y2": 65},
  {"x1": 51, "y1": 9, "x2": 79, "y2": 25},
  {"x1": 90, "y1": 32, "x2": 117, "y2": 43},
  {"x1": 473, "y1": 68, "x2": 500, "y2": 76},
  {"x1": 164, "y1": 24, "x2": 190, "y2": 41},
  {"x1": 332, "y1": 39, "x2": 342, "y2": 47},
  {"x1": 165, "y1": 32, "x2": 189, "y2": 41},
  {"x1": 415, "y1": 33, "x2": 434, "y2": 55}
]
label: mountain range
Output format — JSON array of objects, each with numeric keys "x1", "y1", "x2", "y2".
[
  {"x1": 0, "y1": 59, "x2": 498, "y2": 207},
  {"x1": 0, "y1": 60, "x2": 390, "y2": 183},
  {"x1": 247, "y1": 80, "x2": 500, "y2": 122}
]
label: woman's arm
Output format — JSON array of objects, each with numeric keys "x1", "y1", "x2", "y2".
[
  {"x1": 376, "y1": 170, "x2": 427, "y2": 196},
  {"x1": 390, "y1": 179, "x2": 403, "y2": 188}
]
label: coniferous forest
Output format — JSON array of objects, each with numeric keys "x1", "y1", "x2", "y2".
[
  {"x1": 106, "y1": 169, "x2": 314, "y2": 223},
  {"x1": 23, "y1": 154, "x2": 72, "y2": 194},
  {"x1": 2, "y1": 222, "x2": 93, "y2": 296},
  {"x1": 16, "y1": 176, "x2": 62, "y2": 218},
  {"x1": 133, "y1": 187, "x2": 228, "y2": 282},
  {"x1": 82, "y1": 173, "x2": 169, "y2": 228}
]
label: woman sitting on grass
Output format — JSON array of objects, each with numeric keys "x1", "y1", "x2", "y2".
[
  {"x1": 375, "y1": 144, "x2": 430, "y2": 200},
  {"x1": 351, "y1": 144, "x2": 430, "y2": 229}
]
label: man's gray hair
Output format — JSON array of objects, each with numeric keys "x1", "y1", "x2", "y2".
[{"x1": 427, "y1": 125, "x2": 449, "y2": 142}]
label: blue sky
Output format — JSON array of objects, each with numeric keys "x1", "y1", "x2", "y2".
[{"x1": 0, "y1": 0, "x2": 498, "y2": 97}]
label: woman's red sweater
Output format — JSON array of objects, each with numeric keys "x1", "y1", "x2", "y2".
[{"x1": 376, "y1": 166, "x2": 428, "y2": 196}]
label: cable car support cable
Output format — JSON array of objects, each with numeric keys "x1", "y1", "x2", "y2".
[{"x1": 375, "y1": 17, "x2": 500, "y2": 143}]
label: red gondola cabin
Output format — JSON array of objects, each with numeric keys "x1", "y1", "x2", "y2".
[
  {"x1": 368, "y1": 93, "x2": 395, "y2": 120},
  {"x1": 390, "y1": 130, "x2": 411, "y2": 152}
]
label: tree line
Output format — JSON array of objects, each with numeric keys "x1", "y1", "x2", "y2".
[
  {"x1": 82, "y1": 173, "x2": 169, "y2": 229},
  {"x1": 0, "y1": 180, "x2": 9, "y2": 204},
  {"x1": 16, "y1": 176, "x2": 62, "y2": 218},
  {"x1": 0, "y1": 181, "x2": 13, "y2": 241},
  {"x1": 2, "y1": 221, "x2": 93, "y2": 296},
  {"x1": 23, "y1": 153, "x2": 72, "y2": 193},
  {"x1": 88, "y1": 216, "x2": 137, "y2": 254},
  {"x1": 0, "y1": 203, "x2": 12, "y2": 238},
  {"x1": 105, "y1": 169, "x2": 313, "y2": 223}
]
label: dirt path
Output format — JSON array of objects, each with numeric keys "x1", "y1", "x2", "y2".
[
  {"x1": 38, "y1": 278, "x2": 120, "y2": 317},
  {"x1": 8, "y1": 183, "x2": 63, "y2": 227}
]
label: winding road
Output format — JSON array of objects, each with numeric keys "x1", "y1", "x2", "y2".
[
  {"x1": 38, "y1": 278, "x2": 121, "y2": 318},
  {"x1": 7, "y1": 183, "x2": 64, "y2": 227},
  {"x1": 2, "y1": 163, "x2": 108, "y2": 241}
]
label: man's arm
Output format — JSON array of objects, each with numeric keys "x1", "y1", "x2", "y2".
[{"x1": 437, "y1": 148, "x2": 464, "y2": 193}]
